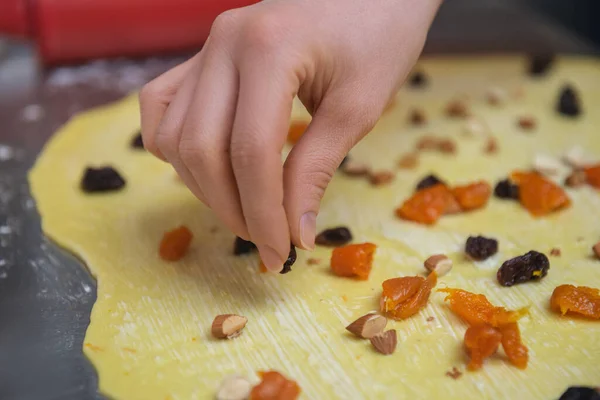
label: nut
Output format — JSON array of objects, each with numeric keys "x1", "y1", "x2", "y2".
[
  {"x1": 409, "y1": 108, "x2": 427, "y2": 125},
  {"x1": 341, "y1": 159, "x2": 370, "y2": 177},
  {"x1": 370, "y1": 329, "x2": 397, "y2": 355},
  {"x1": 562, "y1": 146, "x2": 589, "y2": 169},
  {"x1": 517, "y1": 115, "x2": 536, "y2": 131},
  {"x1": 486, "y1": 86, "x2": 508, "y2": 106},
  {"x1": 370, "y1": 170, "x2": 395, "y2": 186},
  {"x1": 564, "y1": 170, "x2": 587, "y2": 187},
  {"x1": 397, "y1": 153, "x2": 419, "y2": 169},
  {"x1": 484, "y1": 137, "x2": 498, "y2": 154},
  {"x1": 216, "y1": 375, "x2": 252, "y2": 400},
  {"x1": 549, "y1": 248, "x2": 561, "y2": 257},
  {"x1": 424, "y1": 254, "x2": 453, "y2": 276},
  {"x1": 445, "y1": 99, "x2": 469, "y2": 118},
  {"x1": 533, "y1": 153, "x2": 562, "y2": 176},
  {"x1": 211, "y1": 314, "x2": 248, "y2": 339},
  {"x1": 593, "y1": 242, "x2": 600, "y2": 260},
  {"x1": 464, "y1": 116, "x2": 487, "y2": 137},
  {"x1": 416, "y1": 136, "x2": 440, "y2": 151},
  {"x1": 345, "y1": 313, "x2": 387, "y2": 339},
  {"x1": 438, "y1": 139, "x2": 457, "y2": 154}
]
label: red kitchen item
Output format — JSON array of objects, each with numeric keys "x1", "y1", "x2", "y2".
[{"x1": 0, "y1": 0, "x2": 258, "y2": 65}]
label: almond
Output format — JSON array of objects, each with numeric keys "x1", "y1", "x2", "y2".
[
  {"x1": 464, "y1": 116, "x2": 487, "y2": 137},
  {"x1": 341, "y1": 159, "x2": 370, "y2": 177},
  {"x1": 424, "y1": 254, "x2": 453, "y2": 277},
  {"x1": 562, "y1": 146, "x2": 589, "y2": 169},
  {"x1": 397, "y1": 153, "x2": 419, "y2": 169},
  {"x1": 517, "y1": 115, "x2": 536, "y2": 131},
  {"x1": 346, "y1": 313, "x2": 387, "y2": 339},
  {"x1": 409, "y1": 108, "x2": 427, "y2": 125},
  {"x1": 437, "y1": 139, "x2": 457, "y2": 154},
  {"x1": 416, "y1": 136, "x2": 440, "y2": 151},
  {"x1": 564, "y1": 170, "x2": 586, "y2": 187},
  {"x1": 216, "y1": 375, "x2": 252, "y2": 400},
  {"x1": 533, "y1": 153, "x2": 562, "y2": 176},
  {"x1": 593, "y1": 242, "x2": 600, "y2": 260},
  {"x1": 484, "y1": 137, "x2": 498, "y2": 154},
  {"x1": 486, "y1": 86, "x2": 508, "y2": 106},
  {"x1": 370, "y1": 329, "x2": 397, "y2": 355},
  {"x1": 211, "y1": 314, "x2": 248, "y2": 339},
  {"x1": 370, "y1": 170, "x2": 395, "y2": 186},
  {"x1": 445, "y1": 99, "x2": 469, "y2": 118}
]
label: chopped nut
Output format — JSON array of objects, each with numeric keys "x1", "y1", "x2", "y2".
[
  {"x1": 517, "y1": 115, "x2": 536, "y2": 131},
  {"x1": 370, "y1": 329, "x2": 397, "y2": 355},
  {"x1": 533, "y1": 153, "x2": 562, "y2": 176},
  {"x1": 484, "y1": 137, "x2": 498, "y2": 154},
  {"x1": 416, "y1": 136, "x2": 439, "y2": 151},
  {"x1": 426, "y1": 316, "x2": 435, "y2": 322},
  {"x1": 562, "y1": 146, "x2": 589, "y2": 169},
  {"x1": 211, "y1": 314, "x2": 248, "y2": 339},
  {"x1": 424, "y1": 254, "x2": 453, "y2": 277},
  {"x1": 564, "y1": 170, "x2": 587, "y2": 187},
  {"x1": 397, "y1": 153, "x2": 419, "y2": 169},
  {"x1": 486, "y1": 87, "x2": 508, "y2": 106},
  {"x1": 409, "y1": 108, "x2": 427, "y2": 125},
  {"x1": 370, "y1": 170, "x2": 395, "y2": 186},
  {"x1": 341, "y1": 159, "x2": 370, "y2": 177},
  {"x1": 445, "y1": 367, "x2": 463, "y2": 380},
  {"x1": 216, "y1": 375, "x2": 252, "y2": 400},
  {"x1": 306, "y1": 258, "x2": 320, "y2": 265},
  {"x1": 438, "y1": 139, "x2": 457, "y2": 154},
  {"x1": 445, "y1": 99, "x2": 469, "y2": 118},
  {"x1": 464, "y1": 117, "x2": 487, "y2": 137},
  {"x1": 345, "y1": 313, "x2": 387, "y2": 339},
  {"x1": 593, "y1": 242, "x2": 600, "y2": 260},
  {"x1": 549, "y1": 248, "x2": 561, "y2": 257}
]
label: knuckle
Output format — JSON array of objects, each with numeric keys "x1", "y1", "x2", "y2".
[
  {"x1": 178, "y1": 137, "x2": 204, "y2": 168},
  {"x1": 210, "y1": 9, "x2": 241, "y2": 40},
  {"x1": 139, "y1": 80, "x2": 160, "y2": 105},
  {"x1": 154, "y1": 127, "x2": 178, "y2": 157},
  {"x1": 241, "y1": 13, "x2": 286, "y2": 53},
  {"x1": 230, "y1": 137, "x2": 265, "y2": 172}
]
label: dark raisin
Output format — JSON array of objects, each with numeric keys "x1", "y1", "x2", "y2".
[
  {"x1": 416, "y1": 174, "x2": 445, "y2": 191},
  {"x1": 465, "y1": 236, "x2": 498, "y2": 261},
  {"x1": 494, "y1": 179, "x2": 520, "y2": 200},
  {"x1": 528, "y1": 54, "x2": 554, "y2": 76},
  {"x1": 497, "y1": 250, "x2": 549, "y2": 287},
  {"x1": 556, "y1": 85, "x2": 581, "y2": 117},
  {"x1": 233, "y1": 237, "x2": 256, "y2": 255},
  {"x1": 81, "y1": 167, "x2": 126, "y2": 193},
  {"x1": 339, "y1": 156, "x2": 349, "y2": 169},
  {"x1": 558, "y1": 386, "x2": 600, "y2": 400},
  {"x1": 131, "y1": 132, "x2": 144, "y2": 149},
  {"x1": 408, "y1": 71, "x2": 427, "y2": 87},
  {"x1": 315, "y1": 227, "x2": 353, "y2": 247},
  {"x1": 280, "y1": 245, "x2": 297, "y2": 274}
]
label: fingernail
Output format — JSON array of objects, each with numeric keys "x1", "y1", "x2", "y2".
[
  {"x1": 299, "y1": 212, "x2": 317, "y2": 250},
  {"x1": 258, "y1": 245, "x2": 284, "y2": 272}
]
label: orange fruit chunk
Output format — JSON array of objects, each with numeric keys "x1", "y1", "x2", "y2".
[
  {"x1": 464, "y1": 324, "x2": 502, "y2": 371},
  {"x1": 396, "y1": 184, "x2": 459, "y2": 225},
  {"x1": 498, "y1": 323, "x2": 528, "y2": 369},
  {"x1": 381, "y1": 272, "x2": 437, "y2": 320},
  {"x1": 250, "y1": 370, "x2": 301, "y2": 400},
  {"x1": 330, "y1": 243, "x2": 377, "y2": 280},
  {"x1": 510, "y1": 171, "x2": 570, "y2": 216},
  {"x1": 583, "y1": 164, "x2": 600, "y2": 189},
  {"x1": 159, "y1": 226, "x2": 193, "y2": 261},
  {"x1": 550, "y1": 284, "x2": 600, "y2": 319},
  {"x1": 287, "y1": 121, "x2": 309, "y2": 145},
  {"x1": 451, "y1": 181, "x2": 492, "y2": 211},
  {"x1": 438, "y1": 288, "x2": 528, "y2": 327}
]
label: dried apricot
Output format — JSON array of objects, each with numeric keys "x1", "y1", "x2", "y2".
[
  {"x1": 498, "y1": 323, "x2": 528, "y2": 369},
  {"x1": 584, "y1": 164, "x2": 600, "y2": 189},
  {"x1": 250, "y1": 370, "x2": 300, "y2": 400},
  {"x1": 464, "y1": 324, "x2": 502, "y2": 370},
  {"x1": 381, "y1": 272, "x2": 437, "y2": 320},
  {"x1": 159, "y1": 226, "x2": 193, "y2": 261},
  {"x1": 287, "y1": 121, "x2": 309, "y2": 145},
  {"x1": 510, "y1": 171, "x2": 570, "y2": 216},
  {"x1": 451, "y1": 181, "x2": 491, "y2": 211},
  {"x1": 396, "y1": 184, "x2": 459, "y2": 225},
  {"x1": 550, "y1": 284, "x2": 600, "y2": 320},
  {"x1": 438, "y1": 288, "x2": 528, "y2": 327},
  {"x1": 330, "y1": 243, "x2": 377, "y2": 280}
]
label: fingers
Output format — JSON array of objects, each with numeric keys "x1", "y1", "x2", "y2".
[{"x1": 230, "y1": 64, "x2": 296, "y2": 272}]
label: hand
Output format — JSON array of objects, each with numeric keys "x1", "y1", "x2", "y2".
[{"x1": 139, "y1": 0, "x2": 441, "y2": 272}]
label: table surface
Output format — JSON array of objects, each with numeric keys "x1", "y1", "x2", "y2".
[{"x1": 0, "y1": 1, "x2": 597, "y2": 399}]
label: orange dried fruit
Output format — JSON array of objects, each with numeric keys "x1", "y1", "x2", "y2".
[
  {"x1": 438, "y1": 288, "x2": 528, "y2": 327},
  {"x1": 464, "y1": 324, "x2": 502, "y2": 371},
  {"x1": 380, "y1": 272, "x2": 437, "y2": 320},
  {"x1": 330, "y1": 243, "x2": 377, "y2": 280},
  {"x1": 550, "y1": 284, "x2": 600, "y2": 320},
  {"x1": 498, "y1": 323, "x2": 528, "y2": 369},
  {"x1": 451, "y1": 181, "x2": 492, "y2": 211},
  {"x1": 396, "y1": 184, "x2": 459, "y2": 225},
  {"x1": 583, "y1": 164, "x2": 600, "y2": 189},
  {"x1": 287, "y1": 121, "x2": 309, "y2": 145},
  {"x1": 250, "y1": 370, "x2": 300, "y2": 400},
  {"x1": 510, "y1": 171, "x2": 570, "y2": 216},
  {"x1": 159, "y1": 226, "x2": 193, "y2": 261}
]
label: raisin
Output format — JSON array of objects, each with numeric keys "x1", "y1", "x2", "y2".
[
  {"x1": 233, "y1": 237, "x2": 256, "y2": 255},
  {"x1": 81, "y1": 166, "x2": 126, "y2": 193},
  {"x1": 528, "y1": 54, "x2": 554, "y2": 76},
  {"x1": 408, "y1": 71, "x2": 427, "y2": 87},
  {"x1": 494, "y1": 179, "x2": 519, "y2": 200},
  {"x1": 557, "y1": 85, "x2": 581, "y2": 117},
  {"x1": 416, "y1": 174, "x2": 445, "y2": 191},
  {"x1": 280, "y1": 245, "x2": 297, "y2": 274},
  {"x1": 315, "y1": 227, "x2": 353, "y2": 247},
  {"x1": 465, "y1": 236, "x2": 498, "y2": 261},
  {"x1": 497, "y1": 251, "x2": 549, "y2": 287},
  {"x1": 558, "y1": 387, "x2": 600, "y2": 400},
  {"x1": 339, "y1": 156, "x2": 349, "y2": 169},
  {"x1": 131, "y1": 132, "x2": 144, "y2": 149}
]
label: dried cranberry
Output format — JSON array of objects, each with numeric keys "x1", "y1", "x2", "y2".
[
  {"x1": 131, "y1": 132, "x2": 144, "y2": 149},
  {"x1": 494, "y1": 179, "x2": 519, "y2": 200},
  {"x1": 416, "y1": 174, "x2": 445, "y2": 191},
  {"x1": 557, "y1": 85, "x2": 581, "y2": 117},
  {"x1": 233, "y1": 237, "x2": 256, "y2": 255},
  {"x1": 81, "y1": 167, "x2": 126, "y2": 193},
  {"x1": 528, "y1": 54, "x2": 554, "y2": 76},
  {"x1": 497, "y1": 251, "x2": 549, "y2": 287},
  {"x1": 465, "y1": 236, "x2": 498, "y2": 260},
  {"x1": 280, "y1": 245, "x2": 297, "y2": 274},
  {"x1": 558, "y1": 387, "x2": 600, "y2": 400},
  {"x1": 408, "y1": 71, "x2": 427, "y2": 87},
  {"x1": 315, "y1": 227, "x2": 353, "y2": 247}
]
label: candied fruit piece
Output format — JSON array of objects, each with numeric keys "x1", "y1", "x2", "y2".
[
  {"x1": 464, "y1": 324, "x2": 502, "y2": 371},
  {"x1": 438, "y1": 288, "x2": 528, "y2": 327},
  {"x1": 330, "y1": 243, "x2": 376, "y2": 280},
  {"x1": 510, "y1": 171, "x2": 570, "y2": 216},
  {"x1": 497, "y1": 251, "x2": 549, "y2": 286},
  {"x1": 315, "y1": 226, "x2": 353, "y2": 247},
  {"x1": 287, "y1": 121, "x2": 309, "y2": 145},
  {"x1": 465, "y1": 235, "x2": 498, "y2": 261},
  {"x1": 550, "y1": 284, "x2": 600, "y2": 320},
  {"x1": 498, "y1": 323, "x2": 528, "y2": 369},
  {"x1": 159, "y1": 226, "x2": 193, "y2": 261},
  {"x1": 451, "y1": 181, "x2": 492, "y2": 211},
  {"x1": 250, "y1": 370, "x2": 301, "y2": 400},
  {"x1": 381, "y1": 272, "x2": 437, "y2": 320},
  {"x1": 584, "y1": 164, "x2": 600, "y2": 189},
  {"x1": 396, "y1": 184, "x2": 459, "y2": 225}
]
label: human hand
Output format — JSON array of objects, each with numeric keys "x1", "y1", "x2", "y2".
[{"x1": 139, "y1": 0, "x2": 441, "y2": 272}]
